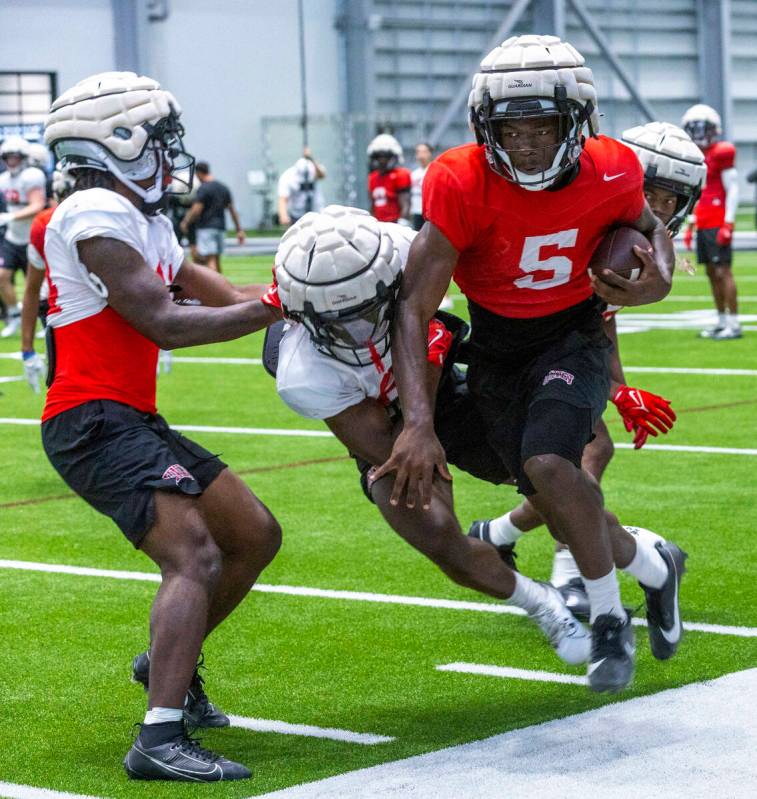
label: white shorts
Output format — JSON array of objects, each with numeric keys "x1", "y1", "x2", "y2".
[{"x1": 196, "y1": 228, "x2": 225, "y2": 257}]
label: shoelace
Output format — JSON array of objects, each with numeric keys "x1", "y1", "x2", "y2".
[
  {"x1": 173, "y1": 734, "x2": 221, "y2": 764},
  {"x1": 530, "y1": 601, "x2": 579, "y2": 647},
  {"x1": 591, "y1": 615, "x2": 628, "y2": 660}
]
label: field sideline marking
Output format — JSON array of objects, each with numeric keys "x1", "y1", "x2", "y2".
[
  {"x1": 0, "y1": 783, "x2": 107, "y2": 799},
  {"x1": 1, "y1": 559, "x2": 755, "y2": 639},
  {"x1": 228, "y1": 715, "x2": 394, "y2": 745},
  {"x1": 436, "y1": 663, "x2": 587, "y2": 686}
]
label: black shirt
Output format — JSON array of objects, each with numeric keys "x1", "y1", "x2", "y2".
[{"x1": 196, "y1": 180, "x2": 232, "y2": 230}]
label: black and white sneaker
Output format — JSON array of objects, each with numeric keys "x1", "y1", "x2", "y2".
[
  {"x1": 132, "y1": 651, "x2": 230, "y2": 729},
  {"x1": 699, "y1": 325, "x2": 725, "y2": 339},
  {"x1": 556, "y1": 577, "x2": 590, "y2": 622},
  {"x1": 527, "y1": 583, "x2": 591, "y2": 665},
  {"x1": 640, "y1": 541, "x2": 688, "y2": 660},
  {"x1": 587, "y1": 612, "x2": 635, "y2": 694},
  {"x1": 467, "y1": 520, "x2": 518, "y2": 571},
  {"x1": 124, "y1": 728, "x2": 251, "y2": 781}
]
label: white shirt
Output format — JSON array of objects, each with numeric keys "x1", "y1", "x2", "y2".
[
  {"x1": 44, "y1": 188, "x2": 184, "y2": 328},
  {"x1": 0, "y1": 166, "x2": 46, "y2": 245},
  {"x1": 278, "y1": 159, "x2": 324, "y2": 220},
  {"x1": 410, "y1": 165, "x2": 428, "y2": 216}
]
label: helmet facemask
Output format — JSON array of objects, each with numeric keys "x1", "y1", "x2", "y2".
[
  {"x1": 473, "y1": 89, "x2": 592, "y2": 191},
  {"x1": 643, "y1": 167, "x2": 701, "y2": 237},
  {"x1": 682, "y1": 120, "x2": 718, "y2": 148}
]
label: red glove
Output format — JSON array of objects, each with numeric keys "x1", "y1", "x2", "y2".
[
  {"x1": 260, "y1": 281, "x2": 281, "y2": 309},
  {"x1": 683, "y1": 225, "x2": 694, "y2": 250},
  {"x1": 611, "y1": 385, "x2": 677, "y2": 450},
  {"x1": 716, "y1": 222, "x2": 734, "y2": 247}
]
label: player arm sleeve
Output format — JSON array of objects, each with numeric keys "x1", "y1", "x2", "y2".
[
  {"x1": 616, "y1": 154, "x2": 647, "y2": 225},
  {"x1": 422, "y1": 161, "x2": 473, "y2": 252},
  {"x1": 64, "y1": 194, "x2": 144, "y2": 255},
  {"x1": 721, "y1": 168, "x2": 739, "y2": 224}
]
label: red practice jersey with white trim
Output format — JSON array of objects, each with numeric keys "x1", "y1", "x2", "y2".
[
  {"x1": 27, "y1": 205, "x2": 56, "y2": 301},
  {"x1": 694, "y1": 141, "x2": 736, "y2": 230},
  {"x1": 368, "y1": 167, "x2": 412, "y2": 223},
  {"x1": 41, "y1": 188, "x2": 185, "y2": 422},
  {"x1": 423, "y1": 136, "x2": 646, "y2": 319}
]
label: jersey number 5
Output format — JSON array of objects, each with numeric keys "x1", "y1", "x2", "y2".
[{"x1": 514, "y1": 229, "x2": 578, "y2": 291}]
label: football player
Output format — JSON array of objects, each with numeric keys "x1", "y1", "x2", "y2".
[
  {"x1": 681, "y1": 104, "x2": 740, "y2": 339},
  {"x1": 374, "y1": 35, "x2": 685, "y2": 694},
  {"x1": 42, "y1": 71, "x2": 283, "y2": 781},
  {"x1": 0, "y1": 135, "x2": 47, "y2": 337},
  {"x1": 367, "y1": 133, "x2": 412, "y2": 225},
  {"x1": 471, "y1": 121, "x2": 705, "y2": 617}
]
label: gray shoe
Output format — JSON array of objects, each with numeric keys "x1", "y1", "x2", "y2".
[
  {"x1": 124, "y1": 729, "x2": 251, "y2": 781},
  {"x1": 588, "y1": 612, "x2": 635, "y2": 693},
  {"x1": 556, "y1": 577, "x2": 590, "y2": 623},
  {"x1": 712, "y1": 325, "x2": 742, "y2": 340},
  {"x1": 699, "y1": 325, "x2": 725, "y2": 339},
  {"x1": 640, "y1": 542, "x2": 688, "y2": 660},
  {"x1": 131, "y1": 651, "x2": 230, "y2": 729},
  {"x1": 528, "y1": 583, "x2": 591, "y2": 666}
]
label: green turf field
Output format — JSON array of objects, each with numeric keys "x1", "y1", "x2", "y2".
[{"x1": 0, "y1": 251, "x2": 756, "y2": 797}]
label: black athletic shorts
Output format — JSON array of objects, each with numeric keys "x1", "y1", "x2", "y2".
[
  {"x1": 466, "y1": 300, "x2": 611, "y2": 496},
  {"x1": 41, "y1": 400, "x2": 227, "y2": 547},
  {"x1": 0, "y1": 238, "x2": 27, "y2": 273},
  {"x1": 696, "y1": 227, "x2": 732, "y2": 266}
]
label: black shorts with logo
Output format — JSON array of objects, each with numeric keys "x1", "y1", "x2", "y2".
[
  {"x1": 696, "y1": 227, "x2": 732, "y2": 266},
  {"x1": 465, "y1": 297, "x2": 611, "y2": 496},
  {"x1": 0, "y1": 238, "x2": 28, "y2": 273},
  {"x1": 41, "y1": 400, "x2": 227, "y2": 547}
]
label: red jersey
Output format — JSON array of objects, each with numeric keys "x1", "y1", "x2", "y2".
[
  {"x1": 423, "y1": 137, "x2": 645, "y2": 319},
  {"x1": 28, "y1": 206, "x2": 55, "y2": 267},
  {"x1": 368, "y1": 167, "x2": 412, "y2": 223},
  {"x1": 694, "y1": 141, "x2": 735, "y2": 229}
]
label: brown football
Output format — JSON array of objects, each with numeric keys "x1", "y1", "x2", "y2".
[{"x1": 589, "y1": 226, "x2": 649, "y2": 281}]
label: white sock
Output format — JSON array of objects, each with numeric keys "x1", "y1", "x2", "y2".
[
  {"x1": 550, "y1": 548, "x2": 582, "y2": 587},
  {"x1": 144, "y1": 707, "x2": 184, "y2": 725},
  {"x1": 487, "y1": 511, "x2": 525, "y2": 547},
  {"x1": 507, "y1": 572, "x2": 547, "y2": 615},
  {"x1": 622, "y1": 533, "x2": 669, "y2": 590},
  {"x1": 725, "y1": 311, "x2": 739, "y2": 328},
  {"x1": 584, "y1": 567, "x2": 625, "y2": 623},
  {"x1": 718, "y1": 311, "x2": 727, "y2": 328}
]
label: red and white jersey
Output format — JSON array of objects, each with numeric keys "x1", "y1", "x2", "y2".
[
  {"x1": 277, "y1": 319, "x2": 452, "y2": 420},
  {"x1": 423, "y1": 136, "x2": 645, "y2": 319},
  {"x1": 694, "y1": 141, "x2": 735, "y2": 229},
  {"x1": 368, "y1": 167, "x2": 412, "y2": 223},
  {"x1": 41, "y1": 188, "x2": 184, "y2": 422},
  {"x1": 0, "y1": 165, "x2": 46, "y2": 245},
  {"x1": 27, "y1": 205, "x2": 56, "y2": 301}
]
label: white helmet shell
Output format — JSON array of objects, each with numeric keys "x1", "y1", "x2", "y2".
[
  {"x1": 681, "y1": 104, "x2": 722, "y2": 134},
  {"x1": 27, "y1": 143, "x2": 51, "y2": 171},
  {"x1": 367, "y1": 134, "x2": 403, "y2": 159},
  {"x1": 0, "y1": 135, "x2": 30, "y2": 158},
  {"x1": 621, "y1": 122, "x2": 706, "y2": 192}
]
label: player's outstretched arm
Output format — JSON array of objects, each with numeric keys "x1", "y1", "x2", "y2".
[
  {"x1": 77, "y1": 237, "x2": 279, "y2": 349},
  {"x1": 591, "y1": 201, "x2": 674, "y2": 307},
  {"x1": 372, "y1": 223, "x2": 455, "y2": 510},
  {"x1": 171, "y1": 258, "x2": 278, "y2": 307}
]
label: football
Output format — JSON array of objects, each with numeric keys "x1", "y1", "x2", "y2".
[{"x1": 589, "y1": 226, "x2": 649, "y2": 281}]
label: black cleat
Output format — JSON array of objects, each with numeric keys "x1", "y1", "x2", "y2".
[
  {"x1": 124, "y1": 727, "x2": 251, "y2": 781},
  {"x1": 640, "y1": 541, "x2": 688, "y2": 660},
  {"x1": 588, "y1": 612, "x2": 635, "y2": 694},
  {"x1": 556, "y1": 577, "x2": 591, "y2": 622},
  {"x1": 131, "y1": 651, "x2": 230, "y2": 729},
  {"x1": 467, "y1": 519, "x2": 518, "y2": 571}
]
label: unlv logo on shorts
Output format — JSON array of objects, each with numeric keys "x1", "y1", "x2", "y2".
[
  {"x1": 543, "y1": 369, "x2": 575, "y2": 386},
  {"x1": 162, "y1": 464, "x2": 194, "y2": 484}
]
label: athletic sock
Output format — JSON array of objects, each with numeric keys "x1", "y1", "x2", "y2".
[
  {"x1": 487, "y1": 511, "x2": 525, "y2": 547},
  {"x1": 144, "y1": 707, "x2": 184, "y2": 725},
  {"x1": 584, "y1": 567, "x2": 625, "y2": 623},
  {"x1": 622, "y1": 536, "x2": 669, "y2": 590},
  {"x1": 138, "y1": 717, "x2": 184, "y2": 748},
  {"x1": 725, "y1": 311, "x2": 739, "y2": 329},
  {"x1": 718, "y1": 311, "x2": 727, "y2": 328},
  {"x1": 550, "y1": 548, "x2": 582, "y2": 587},
  {"x1": 507, "y1": 572, "x2": 548, "y2": 615}
]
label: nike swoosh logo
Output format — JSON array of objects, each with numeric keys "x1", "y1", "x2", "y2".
[
  {"x1": 603, "y1": 172, "x2": 626, "y2": 182},
  {"x1": 587, "y1": 658, "x2": 606, "y2": 675},
  {"x1": 660, "y1": 557, "x2": 682, "y2": 643}
]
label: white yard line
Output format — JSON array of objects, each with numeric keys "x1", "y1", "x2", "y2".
[
  {"x1": 253, "y1": 668, "x2": 757, "y2": 799},
  {"x1": 171, "y1": 355, "x2": 262, "y2": 365},
  {"x1": 1, "y1": 559, "x2": 755, "y2": 638},
  {"x1": 0, "y1": 784, "x2": 108, "y2": 799},
  {"x1": 0, "y1": 376, "x2": 23, "y2": 383},
  {"x1": 227, "y1": 715, "x2": 394, "y2": 745},
  {"x1": 624, "y1": 366, "x2": 757, "y2": 376},
  {"x1": 436, "y1": 663, "x2": 588, "y2": 686}
]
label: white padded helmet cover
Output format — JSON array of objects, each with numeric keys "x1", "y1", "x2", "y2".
[
  {"x1": 0, "y1": 135, "x2": 30, "y2": 157},
  {"x1": 622, "y1": 122, "x2": 706, "y2": 191},
  {"x1": 681, "y1": 104, "x2": 722, "y2": 134},
  {"x1": 275, "y1": 205, "x2": 402, "y2": 315},
  {"x1": 367, "y1": 134, "x2": 403, "y2": 158}
]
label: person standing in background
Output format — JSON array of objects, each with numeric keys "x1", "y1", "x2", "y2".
[
  {"x1": 410, "y1": 142, "x2": 434, "y2": 232},
  {"x1": 180, "y1": 161, "x2": 244, "y2": 273},
  {"x1": 367, "y1": 133, "x2": 411, "y2": 225},
  {"x1": 277, "y1": 148, "x2": 326, "y2": 227}
]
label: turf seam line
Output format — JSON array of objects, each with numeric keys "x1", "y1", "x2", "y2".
[{"x1": 1, "y1": 559, "x2": 754, "y2": 638}]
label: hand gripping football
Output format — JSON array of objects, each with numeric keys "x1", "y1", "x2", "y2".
[{"x1": 589, "y1": 227, "x2": 649, "y2": 281}]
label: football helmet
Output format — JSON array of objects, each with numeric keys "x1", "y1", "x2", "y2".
[
  {"x1": 681, "y1": 104, "x2": 721, "y2": 147},
  {"x1": 51, "y1": 163, "x2": 76, "y2": 202},
  {"x1": 44, "y1": 71, "x2": 194, "y2": 214},
  {"x1": 275, "y1": 205, "x2": 405, "y2": 366},
  {"x1": 621, "y1": 121, "x2": 706, "y2": 235},
  {"x1": 367, "y1": 133, "x2": 403, "y2": 172},
  {"x1": 468, "y1": 34, "x2": 599, "y2": 191},
  {"x1": 0, "y1": 135, "x2": 31, "y2": 175},
  {"x1": 27, "y1": 142, "x2": 51, "y2": 172}
]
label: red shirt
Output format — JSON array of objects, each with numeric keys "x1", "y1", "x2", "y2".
[
  {"x1": 423, "y1": 136, "x2": 645, "y2": 319},
  {"x1": 694, "y1": 141, "x2": 735, "y2": 229},
  {"x1": 368, "y1": 168, "x2": 412, "y2": 222}
]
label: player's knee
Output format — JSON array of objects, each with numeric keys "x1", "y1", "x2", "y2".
[
  {"x1": 255, "y1": 513, "x2": 282, "y2": 565},
  {"x1": 523, "y1": 453, "x2": 574, "y2": 492},
  {"x1": 583, "y1": 431, "x2": 614, "y2": 476},
  {"x1": 171, "y1": 522, "x2": 223, "y2": 590}
]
